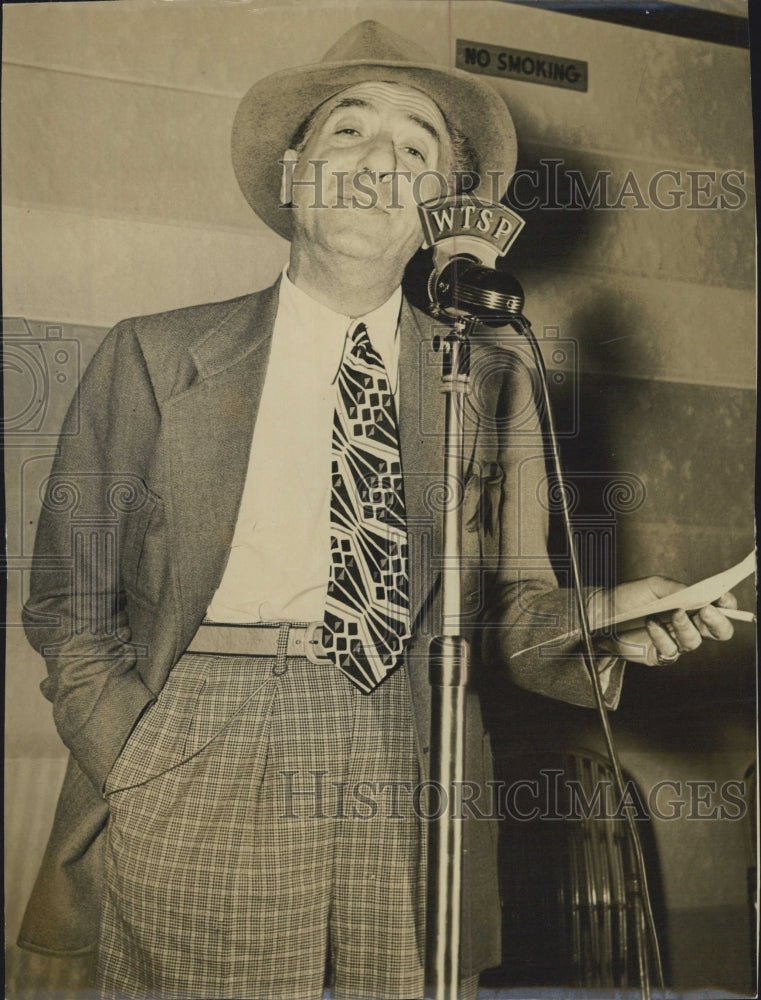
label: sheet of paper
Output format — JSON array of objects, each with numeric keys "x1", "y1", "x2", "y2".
[
  {"x1": 593, "y1": 551, "x2": 755, "y2": 633},
  {"x1": 511, "y1": 552, "x2": 755, "y2": 657}
]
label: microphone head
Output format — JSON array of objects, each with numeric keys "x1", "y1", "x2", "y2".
[{"x1": 432, "y1": 258, "x2": 525, "y2": 327}]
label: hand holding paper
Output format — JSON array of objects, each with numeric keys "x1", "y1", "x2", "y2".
[
  {"x1": 513, "y1": 552, "x2": 755, "y2": 666},
  {"x1": 591, "y1": 575, "x2": 738, "y2": 667},
  {"x1": 588, "y1": 552, "x2": 755, "y2": 635}
]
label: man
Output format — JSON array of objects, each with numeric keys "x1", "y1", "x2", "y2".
[{"x1": 19, "y1": 20, "x2": 736, "y2": 1000}]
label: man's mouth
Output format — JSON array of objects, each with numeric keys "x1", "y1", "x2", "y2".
[{"x1": 333, "y1": 194, "x2": 392, "y2": 213}]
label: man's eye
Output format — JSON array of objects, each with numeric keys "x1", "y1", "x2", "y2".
[
  {"x1": 404, "y1": 146, "x2": 425, "y2": 161},
  {"x1": 336, "y1": 127, "x2": 360, "y2": 136}
]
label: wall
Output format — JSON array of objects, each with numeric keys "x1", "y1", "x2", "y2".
[{"x1": 3, "y1": 0, "x2": 756, "y2": 993}]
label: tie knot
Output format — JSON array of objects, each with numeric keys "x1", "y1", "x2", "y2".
[
  {"x1": 351, "y1": 321, "x2": 369, "y2": 345},
  {"x1": 348, "y1": 322, "x2": 382, "y2": 369}
]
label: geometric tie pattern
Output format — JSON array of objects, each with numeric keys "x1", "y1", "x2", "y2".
[{"x1": 322, "y1": 322, "x2": 412, "y2": 693}]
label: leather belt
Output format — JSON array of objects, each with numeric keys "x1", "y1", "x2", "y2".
[{"x1": 186, "y1": 621, "x2": 332, "y2": 665}]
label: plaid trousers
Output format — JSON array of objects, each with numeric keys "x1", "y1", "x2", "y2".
[{"x1": 97, "y1": 643, "x2": 428, "y2": 1000}]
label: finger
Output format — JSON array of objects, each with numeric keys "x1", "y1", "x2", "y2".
[
  {"x1": 669, "y1": 609, "x2": 703, "y2": 652},
  {"x1": 662, "y1": 621, "x2": 678, "y2": 643},
  {"x1": 714, "y1": 591, "x2": 738, "y2": 610},
  {"x1": 645, "y1": 617, "x2": 680, "y2": 666},
  {"x1": 600, "y1": 624, "x2": 661, "y2": 663},
  {"x1": 694, "y1": 604, "x2": 734, "y2": 641}
]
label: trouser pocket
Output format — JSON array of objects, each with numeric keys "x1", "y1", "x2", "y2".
[{"x1": 104, "y1": 652, "x2": 274, "y2": 796}]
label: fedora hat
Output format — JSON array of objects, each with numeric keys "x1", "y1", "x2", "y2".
[{"x1": 231, "y1": 19, "x2": 517, "y2": 240}]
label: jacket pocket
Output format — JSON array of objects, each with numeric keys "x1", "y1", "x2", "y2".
[
  {"x1": 462, "y1": 462, "x2": 505, "y2": 622},
  {"x1": 120, "y1": 488, "x2": 168, "y2": 605},
  {"x1": 465, "y1": 461, "x2": 504, "y2": 551}
]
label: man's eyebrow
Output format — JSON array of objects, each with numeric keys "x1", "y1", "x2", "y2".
[
  {"x1": 408, "y1": 114, "x2": 440, "y2": 144},
  {"x1": 329, "y1": 97, "x2": 370, "y2": 112},
  {"x1": 327, "y1": 97, "x2": 440, "y2": 144}
]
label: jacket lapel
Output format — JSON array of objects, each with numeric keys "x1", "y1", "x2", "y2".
[{"x1": 161, "y1": 283, "x2": 280, "y2": 638}]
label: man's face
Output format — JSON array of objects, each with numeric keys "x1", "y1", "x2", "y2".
[{"x1": 283, "y1": 81, "x2": 452, "y2": 265}]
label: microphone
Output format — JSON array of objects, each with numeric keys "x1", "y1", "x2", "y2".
[
  {"x1": 417, "y1": 197, "x2": 526, "y2": 327},
  {"x1": 431, "y1": 257, "x2": 524, "y2": 327}
]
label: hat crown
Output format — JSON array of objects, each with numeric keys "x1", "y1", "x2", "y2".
[{"x1": 320, "y1": 19, "x2": 437, "y2": 66}]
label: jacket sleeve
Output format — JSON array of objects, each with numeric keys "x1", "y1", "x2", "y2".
[
  {"x1": 470, "y1": 340, "x2": 626, "y2": 710},
  {"x1": 23, "y1": 319, "x2": 160, "y2": 793}
]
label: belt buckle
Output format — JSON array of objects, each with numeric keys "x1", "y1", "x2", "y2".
[{"x1": 304, "y1": 621, "x2": 332, "y2": 665}]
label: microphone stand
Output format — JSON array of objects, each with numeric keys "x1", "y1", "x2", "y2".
[
  {"x1": 425, "y1": 292, "x2": 663, "y2": 1000},
  {"x1": 427, "y1": 314, "x2": 477, "y2": 1000}
]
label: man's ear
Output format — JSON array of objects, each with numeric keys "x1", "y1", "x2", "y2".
[{"x1": 280, "y1": 149, "x2": 299, "y2": 206}]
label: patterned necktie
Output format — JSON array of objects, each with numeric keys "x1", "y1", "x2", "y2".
[{"x1": 322, "y1": 322, "x2": 411, "y2": 692}]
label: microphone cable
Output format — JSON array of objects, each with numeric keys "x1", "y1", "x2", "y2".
[{"x1": 510, "y1": 310, "x2": 665, "y2": 999}]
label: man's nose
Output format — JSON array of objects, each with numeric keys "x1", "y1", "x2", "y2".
[{"x1": 359, "y1": 132, "x2": 398, "y2": 176}]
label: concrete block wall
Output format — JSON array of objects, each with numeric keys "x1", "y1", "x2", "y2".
[{"x1": 3, "y1": 0, "x2": 755, "y2": 993}]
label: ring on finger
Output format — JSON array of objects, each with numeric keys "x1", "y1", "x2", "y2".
[{"x1": 656, "y1": 649, "x2": 680, "y2": 666}]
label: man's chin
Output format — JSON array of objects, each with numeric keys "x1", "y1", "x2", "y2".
[{"x1": 319, "y1": 221, "x2": 417, "y2": 262}]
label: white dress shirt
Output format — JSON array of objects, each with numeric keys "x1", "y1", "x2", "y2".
[{"x1": 206, "y1": 270, "x2": 402, "y2": 623}]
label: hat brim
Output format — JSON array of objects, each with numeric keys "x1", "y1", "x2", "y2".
[{"x1": 232, "y1": 58, "x2": 517, "y2": 240}]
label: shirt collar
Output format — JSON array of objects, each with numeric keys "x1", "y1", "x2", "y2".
[{"x1": 279, "y1": 267, "x2": 402, "y2": 391}]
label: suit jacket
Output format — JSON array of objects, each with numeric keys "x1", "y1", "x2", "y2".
[{"x1": 19, "y1": 279, "x2": 624, "y2": 972}]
